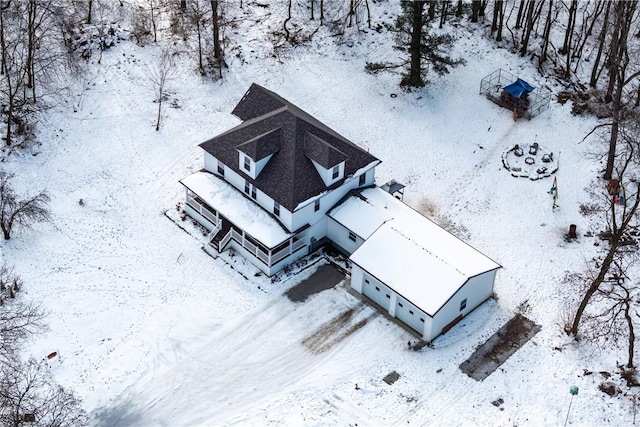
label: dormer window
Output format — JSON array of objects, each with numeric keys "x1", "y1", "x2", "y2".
[
  {"x1": 332, "y1": 165, "x2": 340, "y2": 180},
  {"x1": 304, "y1": 132, "x2": 347, "y2": 187},
  {"x1": 243, "y1": 155, "x2": 251, "y2": 171}
]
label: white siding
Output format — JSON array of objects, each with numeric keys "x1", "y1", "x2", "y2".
[
  {"x1": 291, "y1": 171, "x2": 373, "y2": 231},
  {"x1": 357, "y1": 268, "x2": 392, "y2": 313},
  {"x1": 254, "y1": 154, "x2": 274, "y2": 177},
  {"x1": 204, "y1": 152, "x2": 219, "y2": 172},
  {"x1": 310, "y1": 159, "x2": 345, "y2": 186},
  {"x1": 326, "y1": 217, "x2": 364, "y2": 255},
  {"x1": 394, "y1": 295, "x2": 427, "y2": 336},
  {"x1": 428, "y1": 269, "x2": 497, "y2": 341}
]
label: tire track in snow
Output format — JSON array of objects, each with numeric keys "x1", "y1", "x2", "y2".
[{"x1": 99, "y1": 297, "x2": 369, "y2": 426}]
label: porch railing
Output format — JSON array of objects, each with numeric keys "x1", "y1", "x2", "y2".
[
  {"x1": 216, "y1": 228, "x2": 308, "y2": 267},
  {"x1": 186, "y1": 194, "x2": 219, "y2": 227}
]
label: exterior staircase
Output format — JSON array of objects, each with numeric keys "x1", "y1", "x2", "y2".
[{"x1": 211, "y1": 220, "x2": 231, "y2": 252}]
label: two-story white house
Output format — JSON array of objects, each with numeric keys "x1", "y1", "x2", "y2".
[
  {"x1": 181, "y1": 84, "x2": 501, "y2": 342},
  {"x1": 180, "y1": 83, "x2": 380, "y2": 276}
]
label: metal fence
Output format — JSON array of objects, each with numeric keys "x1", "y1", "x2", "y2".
[{"x1": 479, "y1": 68, "x2": 551, "y2": 119}]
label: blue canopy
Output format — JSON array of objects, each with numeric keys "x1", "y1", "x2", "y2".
[{"x1": 503, "y1": 78, "x2": 535, "y2": 99}]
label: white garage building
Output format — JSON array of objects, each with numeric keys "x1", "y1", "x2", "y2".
[{"x1": 328, "y1": 187, "x2": 501, "y2": 342}]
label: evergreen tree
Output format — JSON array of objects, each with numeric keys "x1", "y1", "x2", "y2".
[{"x1": 366, "y1": 1, "x2": 463, "y2": 87}]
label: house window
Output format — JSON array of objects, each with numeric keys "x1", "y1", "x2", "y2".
[
  {"x1": 460, "y1": 298, "x2": 467, "y2": 311},
  {"x1": 386, "y1": 294, "x2": 390, "y2": 299},
  {"x1": 244, "y1": 181, "x2": 250, "y2": 195},
  {"x1": 348, "y1": 231, "x2": 356, "y2": 242},
  {"x1": 409, "y1": 310, "x2": 414, "y2": 315},
  {"x1": 332, "y1": 165, "x2": 340, "y2": 180},
  {"x1": 364, "y1": 279, "x2": 369, "y2": 284},
  {"x1": 375, "y1": 286, "x2": 380, "y2": 291},
  {"x1": 420, "y1": 318, "x2": 425, "y2": 323},
  {"x1": 359, "y1": 174, "x2": 366, "y2": 186},
  {"x1": 244, "y1": 181, "x2": 257, "y2": 199},
  {"x1": 274, "y1": 201, "x2": 280, "y2": 216},
  {"x1": 314, "y1": 199, "x2": 320, "y2": 212},
  {"x1": 217, "y1": 163, "x2": 225, "y2": 176},
  {"x1": 243, "y1": 156, "x2": 251, "y2": 171},
  {"x1": 251, "y1": 185, "x2": 257, "y2": 199},
  {"x1": 398, "y1": 302, "x2": 403, "y2": 308}
]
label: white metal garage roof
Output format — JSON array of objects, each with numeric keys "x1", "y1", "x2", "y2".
[{"x1": 343, "y1": 188, "x2": 501, "y2": 316}]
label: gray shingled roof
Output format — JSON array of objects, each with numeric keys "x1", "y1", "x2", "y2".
[
  {"x1": 231, "y1": 84, "x2": 288, "y2": 121},
  {"x1": 237, "y1": 128, "x2": 281, "y2": 161},
  {"x1": 304, "y1": 132, "x2": 348, "y2": 168},
  {"x1": 200, "y1": 84, "x2": 380, "y2": 212}
]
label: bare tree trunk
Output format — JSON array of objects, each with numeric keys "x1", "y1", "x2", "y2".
[
  {"x1": 211, "y1": 0, "x2": 223, "y2": 78},
  {"x1": 563, "y1": 1, "x2": 577, "y2": 78},
  {"x1": 496, "y1": 0, "x2": 505, "y2": 41},
  {"x1": 0, "y1": 3, "x2": 6, "y2": 75},
  {"x1": 284, "y1": 0, "x2": 292, "y2": 40},
  {"x1": 471, "y1": 0, "x2": 480, "y2": 22},
  {"x1": 320, "y1": 0, "x2": 324, "y2": 25},
  {"x1": 574, "y1": 1, "x2": 605, "y2": 66},
  {"x1": 310, "y1": 0, "x2": 314, "y2": 20},
  {"x1": 408, "y1": 1, "x2": 425, "y2": 86},
  {"x1": 538, "y1": 0, "x2": 553, "y2": 68},
  {"x1": 364, "y1": 0, "x2": 371, "y2": 28},
  {"x1": 604, "y1": 1, "x2": 637, "y2": 180},
  {"x1": 624, "y1": 294, "x2": 634, "y2": 368},
  {"x1": 519, "y1": 0, "x2": 536, "y2": 56},
  {"x1": 348, "y1": 0, "x2": 354, "y2": 27},
  {"x1": 439, "y1": 0, "x2": 449, "y2": 29},
  {"x1": 87, "y1": 0, "x2": 93, "y2": 24},
  {"x1": 515, "y1": 0, "x2": 525, "y2": 29},
  {"x1": 560, "y1": 0, "x2": 577, "y2": 54},
  {"x1": 491, "y1": 0, "x2": 499, "y2": 32},
  {"x1": 193, "y1": 3, "x2": 204, "y2": 74},
  {"x1": 590, "y1": 1, "x2": 611, "y2": 88}
]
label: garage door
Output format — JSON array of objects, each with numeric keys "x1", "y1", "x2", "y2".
[
  {"x1": 395, "y1": 297, "x2": 425, "y2": 335},
  {"x1": 362, "y1": 277, "x2": 391, "y2": 312}
]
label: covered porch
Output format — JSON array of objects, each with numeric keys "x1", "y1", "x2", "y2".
[{"x1": 180, "y1": 171, "x2": 308, "y2": 275}]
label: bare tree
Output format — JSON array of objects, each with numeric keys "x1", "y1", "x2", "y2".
[
  {"x1": 571, "y1": 118, "x2": 640, "y2": 337},
  {"x1": 602, "y1": 1, "x2": 639, "y2": 181},
  {"x1": 589, "y1": 1, "x2": 612, "y2": 88},
  {"x1": 188, "y1": 0, "x2": 208, "y2": 75},
  {"x1": 0, "y1": 172, "x2": 50, "y2": 240},
  {"x1": 0, "y1": 287, "x2": 46, "y2": 361},
  {"x1": 210, "y1": 0, "x2": 223, "y2": 78},
  {"x1": 0, "y1": 273, "x2": 87, "y2": 427},
  {"x1": 146, "y1": 49, "x2": 175, "y2": 131},
  {"x1": 576, "y1": 256, "x2": 638, "y2": 369},
  {"x1": 0, "y1": 358, "x2": 89, "y2": 427}
]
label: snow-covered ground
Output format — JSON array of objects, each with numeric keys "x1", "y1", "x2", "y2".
[{"x1": 1, "y1": 2, "x2": 634, "y2": 425}]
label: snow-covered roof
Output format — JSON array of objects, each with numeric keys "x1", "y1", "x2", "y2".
[
  {"x1": 180, "y1": 171, "x2": 292, "y2": 248},
  {"x1": 328, "y1": 191, "x2": 394, "y2": 239},
  {"x1": 346, "y1": 188, "x2": 501, "y2": 316}
]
